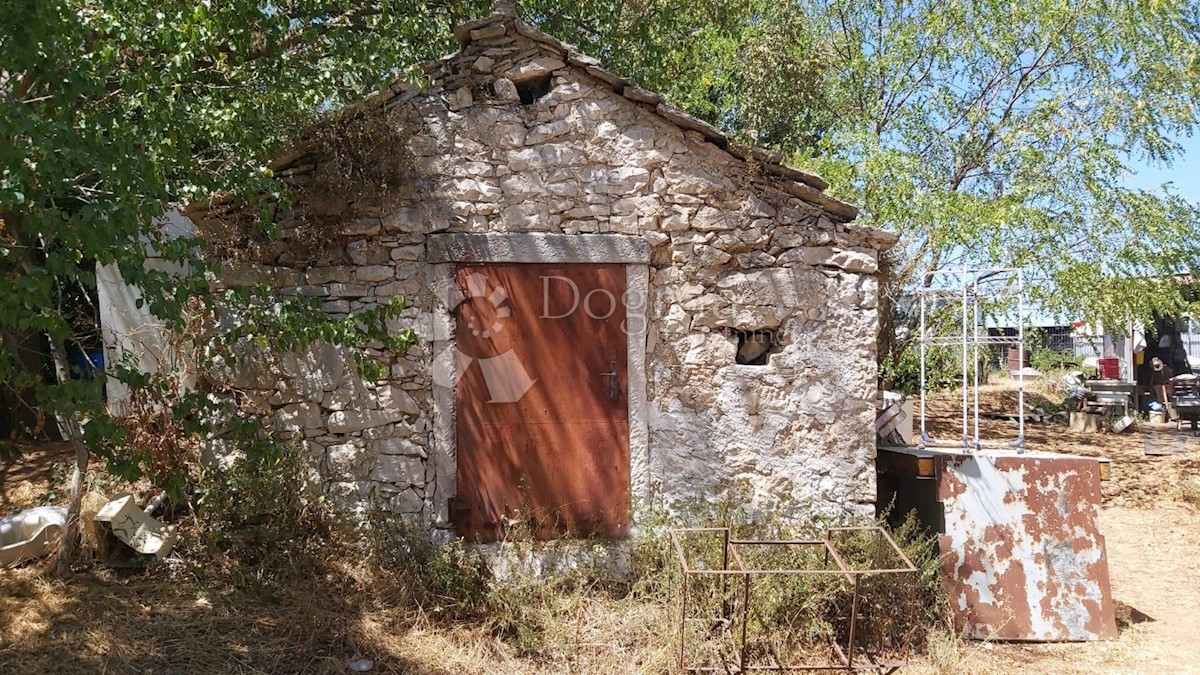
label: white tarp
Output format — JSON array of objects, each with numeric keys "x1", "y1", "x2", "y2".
[{"x1": 96, "y1": 211, "x2": 195, "y2": 413}]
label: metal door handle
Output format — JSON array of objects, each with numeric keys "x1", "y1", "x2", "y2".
[{"x1": 599, "y1": 362, "x2": 619, "y2": 401}]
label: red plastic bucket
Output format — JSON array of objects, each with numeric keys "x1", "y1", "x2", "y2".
[{"x1": 1098, "y1": 357, "x2": 1119, "y2": 379}]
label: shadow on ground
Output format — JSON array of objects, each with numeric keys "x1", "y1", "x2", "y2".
[
  {"x1": 0, "y1": 441, "x2": 72, "y2": 511},
  {"x1": 0, "y1": 560, "x2": 459, "y2": 675}
]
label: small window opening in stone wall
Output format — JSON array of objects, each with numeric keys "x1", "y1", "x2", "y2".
[
  {"x1": 733, "y1": 329, "x2": 778, "y2": 365},
  {"x1": 516, "y1": 74, "x2": 553, "y2": 104}
]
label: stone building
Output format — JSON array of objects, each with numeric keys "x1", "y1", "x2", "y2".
[{"x1": 199, "y1": 7, "x2": 897, "y2": 541}]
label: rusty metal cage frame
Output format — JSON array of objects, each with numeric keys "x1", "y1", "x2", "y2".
[{"x1": 671, "y1": 526, "x2": 920, "y2": 673}]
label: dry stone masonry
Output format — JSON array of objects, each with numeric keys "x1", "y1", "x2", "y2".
[{"x1": 204, "y1": 8, "x2": 898, "y2": 531}]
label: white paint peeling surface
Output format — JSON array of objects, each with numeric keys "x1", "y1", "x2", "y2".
[{"x1": 937, "y1": 452, "x2": 1117, "y2": 641}]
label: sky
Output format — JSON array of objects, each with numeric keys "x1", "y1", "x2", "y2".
[{"x1": 1124, "y1": 134, "x2": 1200, "y2": 201}]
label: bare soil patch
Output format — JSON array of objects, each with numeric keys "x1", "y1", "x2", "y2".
[{"x1": 920, "y1": 386, "x2": 1200, "y2": 506}]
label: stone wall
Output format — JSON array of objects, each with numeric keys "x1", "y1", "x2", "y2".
[{"x1": 209, "y1": 11, "x2": 895, "y2": 528}]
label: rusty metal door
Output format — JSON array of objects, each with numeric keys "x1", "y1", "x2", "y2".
[{"x1": 452, "y1": 264, "x2": 630, "y2": 542}]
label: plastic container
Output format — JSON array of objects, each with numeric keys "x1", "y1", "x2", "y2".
[
  {"x1": 67, "y1": 348, "x2": 104, "y2": 379},
  {"x1": 0, "y1": 506, "x2": 66, "y2": 567},
  {"x1": 1097, "y1": 357, "x2": 1120, "y2": 380}
]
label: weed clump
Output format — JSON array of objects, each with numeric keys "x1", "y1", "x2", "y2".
[
  {"x1": 187, "y1": 443, "x2": 333, "y2": 582},
  {"x1": 360, "y1": 508, "x2": 490, "y2": 621},
  {"x1": 1178, "y1": 478, "x2": 1200, "y2": 507},
  {"x1": 351, "y1": 497, "x2": 946, "y2": 668},
  {"x1": 666, "y1": 507, "x2": 944, "y2": 669}
]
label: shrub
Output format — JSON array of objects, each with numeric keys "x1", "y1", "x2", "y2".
[
  {"x1": 360, "y1": 507, "x2": 491, "y2": 621},
  {"x1": 189, "y1": 439, "x2": 332, "y2": 579},
  {"x1": 1026, "y1": 329, "x2": 1081, "y2": 375},
  {"x1": 881, "y1": 342, "x2": 992, "y2": 397}
]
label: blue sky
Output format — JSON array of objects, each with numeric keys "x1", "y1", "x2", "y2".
[{"x1": 1125, "y1": 134, "x2": 1199, "y2": 201}]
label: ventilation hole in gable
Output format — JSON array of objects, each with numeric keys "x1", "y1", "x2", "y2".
[
  {"x1": 734, "y1": 329, "x2": 778, "y2": 366},
  {"x1": 516, "y1": 74, "x2": 553, "y2": 104}
]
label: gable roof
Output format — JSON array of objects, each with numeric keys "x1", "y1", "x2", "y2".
[
  {"x1": 269, "y1": 7, "x2": 868, "y2": 227},
  {"x1": 448, "y1": 10, "x2": 859, "y2": 222}
]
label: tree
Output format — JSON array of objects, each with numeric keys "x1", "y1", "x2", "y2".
[
  {"x1": 532, "y1": 0, "x2": 1200, "y2": 363},
  {"x1": 0, "y1": 0, "x2": 483, "y2": 572},
  {"x1": 806, "y1": 0, "x2": 1200, "y2": 360}
]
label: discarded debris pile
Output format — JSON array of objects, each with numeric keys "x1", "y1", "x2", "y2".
[
  {"x1": 89, "y1": 492, "x2": 178, "y2": 567},
  {"x1": 0, "y1": 491, "x2": 177, "y2": 568},
  {"x1": 0, "y1": 506, "x2": 66, "y2": 567}
]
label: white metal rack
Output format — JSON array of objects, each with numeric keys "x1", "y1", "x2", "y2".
[{"x1": 916, "y1": 267, "x2": 1027, "y2": 452}]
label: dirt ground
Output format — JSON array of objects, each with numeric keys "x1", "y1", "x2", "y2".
[
  {"x1": 1, "y1": 384, "x2": 1199, "y2": 674},
  {"x1": 920, "y1": 385, "x2": 1200, "y2": 508}
]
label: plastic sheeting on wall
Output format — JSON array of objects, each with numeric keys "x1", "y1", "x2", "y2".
[{"x1": 96, "y1": 211, "x2": 195, "y2": 413}]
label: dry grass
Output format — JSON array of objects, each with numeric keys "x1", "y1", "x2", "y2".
[
  {"x1": 0, "y1": 442, "x2": 683, "y2": 674},
  {"x1": 905, "y1": 622, "x2": 1156, "y2": 675},
  {"x1": 0, "y1": 446, "x2": 939, "y2": 675},
  {"x1": 1177, "y1": 477, "x2": 1200, "y2": 507},
  {"x1": 2, "y1": 561, "x2": 424, "y2": 673},
  {"x1": 2, "y1": 532, "x2": 1172, "y2": 675},
  {"x1": 0, "y1": 441, "x2": 72, "y2": 512},
  {"x1": 906, "y1": 628, "x2": 1006, "y2": 675},
  {"x1": 5, "y1": 381, "x2": 1200, "y2": 674},
  {"x1": 0, "y1": 553, "x2": 680, "y2": 674}
]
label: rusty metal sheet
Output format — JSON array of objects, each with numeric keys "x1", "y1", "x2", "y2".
[
  {"x1": 937, "y1": 453, "x2": 1118, "y2": 641},
  {"x1": 454, "y1": 263, "x2": 630, "y2": 542}
]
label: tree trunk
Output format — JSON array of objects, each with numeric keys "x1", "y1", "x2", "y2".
[
  {"x1": 49, "y1": 338, "x2": 89, "y2": 575},
  {"x1": 876, "y1": 250, "x2": 904, "y2": 383}
]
